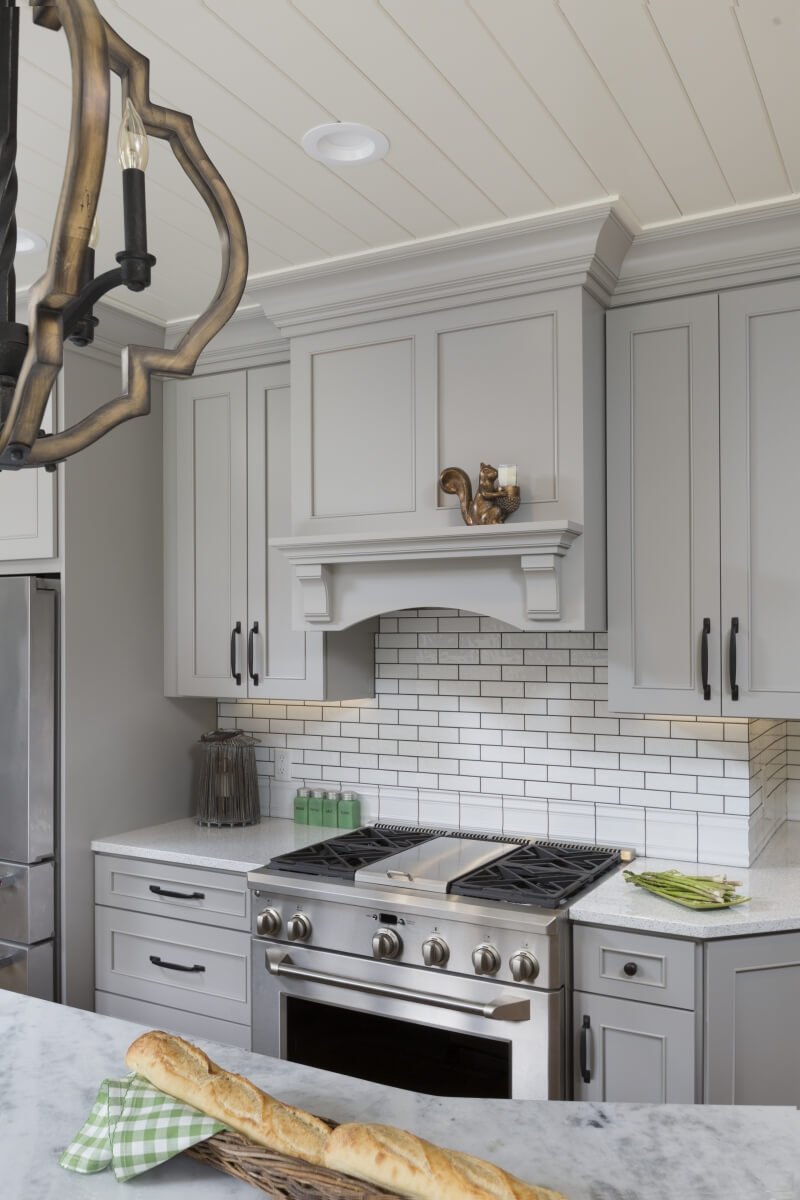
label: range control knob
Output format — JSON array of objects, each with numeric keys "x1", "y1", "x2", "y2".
[
  {"x1": 286, "y1": 912, "x2": 312, "y2": 942},
  {"x1": 421, "y1": 936, "x2": 449, "y2": 967},
  {"x1": 256, "y1": 908, "x2": 282, "y2": 937},
  {"x1": 372, "y1": 928, "x2": 402, "y2": 960},
  {"x1": 472, "y1": 944, "x2": 501, "y2": 976},
  {"x1": 509, "y1": 951, "x2": 539, "y2": 983}
]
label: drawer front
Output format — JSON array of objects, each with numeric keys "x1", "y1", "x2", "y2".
[
  {"x1": 95, "y1": 855, "x2": 249, "y2": 931},
  {"x1": 0, "y1": 939, "x2": 54, "y2": 1000},
  {"x1": 95, "y1": 907, "x2": 250, "y2": 1024},
  {"x1": 95, "y1": 990, "x2": 251, "y2": 1050},
  {"x1": 0, "y1": 860, "x2": 54, "y2": 943},
  {"x1": 573, "y1": 924, "x2": 696, "y2": 1010}
]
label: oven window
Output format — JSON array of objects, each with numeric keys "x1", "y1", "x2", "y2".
[{"x1": 285, "y1": 996, "x2": 511, "y2": 1098}]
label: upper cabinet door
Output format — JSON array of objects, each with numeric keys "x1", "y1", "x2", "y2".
[
  {"x1": 0, "y1": 393, "x2": 56, "y2": 563},
  {"x1": 720, "y1": 280, "x2": 800, "y2": 717},
  {"x1": 174, "y1": 371, "x2": 248, "y2": 698},
  {"x1": 607, "y1": 295, "x2": 721, "y2": 715},
  {"x1": 246, "y1": 365, "x2": 325, "y2": 700}
]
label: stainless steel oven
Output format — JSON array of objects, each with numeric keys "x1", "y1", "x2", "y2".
[{"x1": 253, "y1": 942, "x2": 564, "y2": 1100}]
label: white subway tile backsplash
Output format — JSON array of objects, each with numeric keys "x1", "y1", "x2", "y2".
[{"x1": 219, "y1": 613, "x2": 787, "y2": 866}]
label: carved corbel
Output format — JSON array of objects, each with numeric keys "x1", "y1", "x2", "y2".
[{"x1": 295, "y1": 563, "x2": 332, "y2": 623}]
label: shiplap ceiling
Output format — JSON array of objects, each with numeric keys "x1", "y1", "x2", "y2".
[{"x1": 12, "y1": 0, "x2": 800, "y2": 325}]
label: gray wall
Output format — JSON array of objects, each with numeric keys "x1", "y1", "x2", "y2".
[{"x1": 60, "y1": 312, "x2": 214, "y2": 1009}]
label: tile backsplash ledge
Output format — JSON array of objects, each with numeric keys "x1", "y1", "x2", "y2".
[{"x1": 218, "y1": 611, "x2": 792, "y2": 867}]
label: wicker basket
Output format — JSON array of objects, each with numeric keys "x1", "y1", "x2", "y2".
[{"x1": 185, "y1": 1126, "x2": 400, "y2": 1198}]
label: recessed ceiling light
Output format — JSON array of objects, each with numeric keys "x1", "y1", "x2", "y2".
[
  {"x1": 16, "y1": 227, "x2": 47, "y2": 254},
  {"x1": 301, "y1": 122, "x2": 389, "y2": 166}
]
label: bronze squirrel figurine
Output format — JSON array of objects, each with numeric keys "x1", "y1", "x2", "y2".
[{"x1": 440, "y1": 462, "x2": 509, "y2": 525}]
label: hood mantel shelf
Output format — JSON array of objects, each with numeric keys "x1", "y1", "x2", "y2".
[{"x1": 271, "y1": 521, "x2": 582, "y2": 631}]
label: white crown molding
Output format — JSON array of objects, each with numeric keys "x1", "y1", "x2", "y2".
[
  {"x1": 246, "y1": 203, "x2": 635, "y2": 336},
  {"x1": 271, "y1": 521, "x2": 582, "y2": 630},
  {"x1": 613, "y1": 195, "x2": 800, "y2": 305},
  {"x1": 164, "y1": 305, "x2": 288, "y2": 372}
]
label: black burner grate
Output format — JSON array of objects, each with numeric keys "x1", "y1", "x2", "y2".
[
  {"x1": 448, "y1": 841, "x2": 622, "y2": 907},
  {"x1": 266, "y1": 825, "x2": 439, "y2": 880}
]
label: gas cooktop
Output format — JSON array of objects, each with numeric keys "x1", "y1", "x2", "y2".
[{"x1": 265, "y1": 824, "x2": 626, "y2": 908}]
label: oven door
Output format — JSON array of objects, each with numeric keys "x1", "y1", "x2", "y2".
[{"x1": 252, "y1": 943, "x2": 564, "y2": 1100}]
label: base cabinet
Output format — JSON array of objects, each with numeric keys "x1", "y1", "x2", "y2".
[
  {"x1": 705, "y1": 931, "x2": 800, "y2": 1105},
  {"x1": 572, "y1": 990, "x2": 697, "y2": 1103}
]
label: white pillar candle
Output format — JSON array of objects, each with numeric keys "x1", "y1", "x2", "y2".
[{"x1": 498, "y1": 464, "x2": 517, "y2": 487}]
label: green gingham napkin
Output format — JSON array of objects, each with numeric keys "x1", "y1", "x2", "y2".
[{"x1": 60, "y1": 1071, "x2": 227, "y2": 1181}]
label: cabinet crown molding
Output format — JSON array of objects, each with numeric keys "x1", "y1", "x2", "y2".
[
  {"x1": 271, "y1": 521, "x2": 582, "y2": 631},
  {"x1": 247, "y1": 203, "x2": 633, "y2": 335}
]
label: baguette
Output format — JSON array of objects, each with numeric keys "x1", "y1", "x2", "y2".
[
  {"x1": 125, "y1": 1030, "x2": 330, "y2": 1165},
  {"x1": 324, "y1": 1122, "x2": 567, "y2": 1200}
]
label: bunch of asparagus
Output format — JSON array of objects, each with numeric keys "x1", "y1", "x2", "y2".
[{"x1": 623, "y1": 868, "x2": 750, "y2": 909}]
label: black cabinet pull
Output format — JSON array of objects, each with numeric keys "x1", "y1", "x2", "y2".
[
  {"x1": 729, "y1": 617, "x2": 739, "y2": 701},
  {"x1": 230, "y1": 621, "x2": 242, "y2": 686},
  {"x1": 623, "y1": 961, "x2": 638, "y2": 977},
  {"x1": 148, "y1": 884, "x2": 205, "y2": 901},
  {"x1": 149, "y1": 955, "x2": 206, "y2": 974},
  {"x1": 248, "y1": 620, "x2": 260, "y2": 686},
  {"x1": 579, "y1": 1014, "x2": 592, "y2": 1084},
  {"x1": 701, "y1": 618, "x2": 711, "y2": 700}
]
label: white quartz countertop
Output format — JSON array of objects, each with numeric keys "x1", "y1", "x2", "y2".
[
  {"x1": 92, "y1": 817, "x2": 800, "y2": 937},
  {"x1": 91, "y1": 815, "x2": 335, "y2": 872},
  {"x1": 2, "y1": 991, "x2": 798, "y2": 1200},
  {"x1": 571, "y1": 821, "x2": 800, "y2": 938}
]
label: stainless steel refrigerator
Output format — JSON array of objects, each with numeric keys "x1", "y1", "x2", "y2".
[{"x1": 0, "y1": 576, "x2": 57, "y2": 1000}]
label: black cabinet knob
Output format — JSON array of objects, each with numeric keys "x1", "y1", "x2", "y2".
[{"x1": 623, "y1": 961, "x2": 638, "y2": 977}]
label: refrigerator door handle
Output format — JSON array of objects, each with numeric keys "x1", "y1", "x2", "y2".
[
  {"x1": 0, "y1": 871, "x2": 20, "y2": 888},
  {"x1": 0, "y1": 949, "x2": 24, "y2": 968}
]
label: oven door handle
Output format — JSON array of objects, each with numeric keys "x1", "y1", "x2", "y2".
[{"x1": 265, "y1": 949, "x2": 530, "y2": 1022}]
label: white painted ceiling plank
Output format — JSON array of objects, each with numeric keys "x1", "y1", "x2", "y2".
[
  {"x1": 735, "y1": 1, "x2": 800, "y2": 193},
  {"x1": 205, "y1": 0, "x2": 501, "y2": 229},
  {"x1": 115, "y1": 0, "x2": 453, "y2": 240},
  {"x1": 558, "y1": 0, "x2": 733, "y2": 216},
  {"x1": 648, "y1": 0, "x2": 789, "y2": 207},
  {"x1": 471, "y1": 0, "x2": 678, "y2": 225},
  {"x1": 381, "y1": 0, "x2": 604, "y2": 208},
  {"x1": 294, "y1": 0, "x2": 553, "y2": 217},
  {"x1": 102, "y1": 1, "x2": 408, "y2": 249}
]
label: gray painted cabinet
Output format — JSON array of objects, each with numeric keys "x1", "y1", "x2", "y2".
[
  {"x1": 608, "y1": 278, "x2": 800, "y2": 717},
  {"x1": 705, "y1": 930, "x2": 800, "y2": 1105},
  {"x1": 164, "y1": 364, "x2": 375, "y2": 700},
  {"x1": 0, "y1": 394, "x2": 55, "y2": 562},
  {"x1": 572, "y1": 990, "x2": 697, "y2": 1103}
]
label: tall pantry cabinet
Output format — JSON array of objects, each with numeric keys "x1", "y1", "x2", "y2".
[{"x1": 607, "y1": 278, "x2": 800, "y2": 718}]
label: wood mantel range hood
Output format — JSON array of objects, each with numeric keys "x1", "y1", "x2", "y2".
[{"x1": 251, "y1": 204, "x2": 633, "y2": 633}]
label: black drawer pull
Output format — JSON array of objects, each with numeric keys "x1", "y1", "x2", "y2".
[
  {"x1": 149, "y1": 955, "x2": 206, "y2": 974},
  {"x1": 729, "y1": 617, "x2": 739, "y2": 700},
  {"x1": 623, "y1": 961, "x2": 638, "y2": 977},
  {"x1": 148, "y1": 884, "x2": 206, "y2": 901},
  {"x1": 701, "y1": 617, "x2": 711, "y2": 700},
  {"x1": 230, "y1": 621, "x2": 242, "y2": 686},
  {"x1": 579, "y1": 1014, "x2": 591, "y2": 1084}
]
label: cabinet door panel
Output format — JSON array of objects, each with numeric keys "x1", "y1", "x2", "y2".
[
  {"x1": 247, "y1": 364, "x2": 325, "y2": 699},
  {"x1": 175, "y1": 372, "x2": 248, "y2": 697},
  {"x1": 0, "y1": 394, "x2": 56, "y2": 561},
  {"x1": 721, "y1": 281, "x2": 800, "y2": 716},
  {"x1": 607, "y1": 295, "x2": 721, "y2": 714},
  {"x1": 573, "y1": 990, "x2": 697, "y2": 1103},
  {"x1": 706, "y1": 932, "x2": 800, "y2": 1105}
]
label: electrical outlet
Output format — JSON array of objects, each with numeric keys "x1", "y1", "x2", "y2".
[{"x1": 274, "y1": 749, "x2": 293, "y2": 781}]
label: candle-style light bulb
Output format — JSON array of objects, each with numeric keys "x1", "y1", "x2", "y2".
[
  {"x1": 117, "y1": 98, "x2": 149, "y2": 171},
  {"x1": 88, "y1": 212, "x2": 100, "y2": 250}
]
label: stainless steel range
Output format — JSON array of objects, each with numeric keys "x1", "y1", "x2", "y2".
[{"x1": 248, "y1": 825, "x2": 628, "y2": 1101}]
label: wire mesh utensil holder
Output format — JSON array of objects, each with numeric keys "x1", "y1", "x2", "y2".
[{"x1": 197, "y1": 730, "x2": 260, "y2": 827}]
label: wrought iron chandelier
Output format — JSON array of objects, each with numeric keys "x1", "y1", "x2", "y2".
[{"x1": 0, "y1": 0, "x2": 248, "y2": 471}]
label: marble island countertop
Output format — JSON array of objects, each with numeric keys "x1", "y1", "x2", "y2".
[
  {"x1": 92, "y1": 816, "x2": 800, "y2": 939},
  {"x1": 2, "y1": 991, "x2": 798, "y2": 1200}
]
